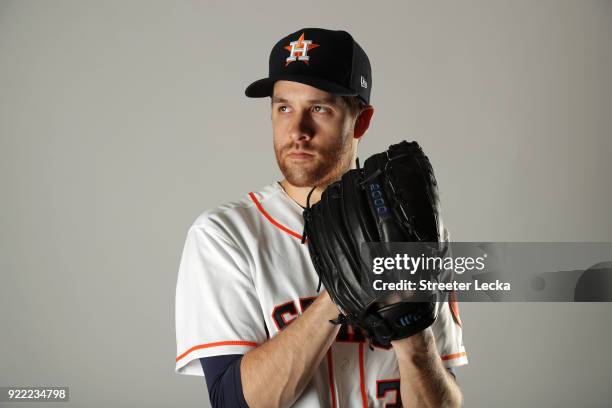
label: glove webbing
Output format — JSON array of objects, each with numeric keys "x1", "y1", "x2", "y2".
[
  {"x1": 301, "y1": 185, "x2": 324, "y2": 292},
  {"x1": 301, "y1": 158, "x2": 364, "y2": 293}
]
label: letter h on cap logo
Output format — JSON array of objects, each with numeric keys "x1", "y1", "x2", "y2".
[{"x1": 284, "y1": 32, "x2": 320, "y2": 67}]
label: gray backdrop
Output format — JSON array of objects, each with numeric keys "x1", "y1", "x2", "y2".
[{"x1": 1, "y1": 0, "x2": 611, "y2": 407}]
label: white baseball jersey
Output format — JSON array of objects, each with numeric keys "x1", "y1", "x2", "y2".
[{"x1": 175, "y1": 182, "x2": 468, "y2": 407}]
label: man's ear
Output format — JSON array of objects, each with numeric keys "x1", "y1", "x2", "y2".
[{"x1": 354, "y1": 105, "x2": 374, "y2": 139}]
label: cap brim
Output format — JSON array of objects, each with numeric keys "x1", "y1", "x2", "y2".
[{"x1": 245, "y1": 74, "x2": 357, "y2": 98}]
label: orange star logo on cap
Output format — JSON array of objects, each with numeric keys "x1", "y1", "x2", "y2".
[{"x1": 284, "y1": 32, "x2": 320, "y2": 67}]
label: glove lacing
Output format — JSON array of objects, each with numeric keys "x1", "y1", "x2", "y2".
[{"x1": 300, "y1": 186, "x2": 323, "y2": 292}]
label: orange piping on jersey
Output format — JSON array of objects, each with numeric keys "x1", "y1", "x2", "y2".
[
  {"x1": 326, "y1": 350, "x2": 337, "y2": 408},
  {"x1": 176, "y1": 340, "x2": 258, "y2": 363},
  {"x1": 449, "y1": 291, "x2": 462, "y2": 327},
  {"x1": 358, "y1": 343, "x2": 368, "y2": 408},
  {"x1": 441, "y1": 351, "x2": 467, "y2": 361},
  {"x1": 249, "y1": 192, "x2": 303, "y2": 240}
]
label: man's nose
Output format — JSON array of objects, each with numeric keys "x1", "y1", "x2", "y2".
[{"x1": 288, "y1": 110, "x2": 315, "y2": 142}]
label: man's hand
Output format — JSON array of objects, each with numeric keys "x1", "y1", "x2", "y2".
[
  {"x1": 240, "y1": 291, "x2": 340, "y2": 408},
  {"x1": 392, "y1": 328, "x2": 463, "y2": 408}
]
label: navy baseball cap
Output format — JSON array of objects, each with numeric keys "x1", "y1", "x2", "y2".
[{"x1": 245, "y1": 28, "x2": 372, "y2": 104}]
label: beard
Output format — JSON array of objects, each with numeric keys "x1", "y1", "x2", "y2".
[{"x1": 275, "y1": 136, "x2": 354, "y2": 188}]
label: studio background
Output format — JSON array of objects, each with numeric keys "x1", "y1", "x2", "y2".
[{"x1": 1, "y1": 0, "x2": 611, "y2": 407}]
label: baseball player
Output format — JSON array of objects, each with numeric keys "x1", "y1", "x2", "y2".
[{"x1": 175, "y1": 28, "x2": 468, "y2": 407}]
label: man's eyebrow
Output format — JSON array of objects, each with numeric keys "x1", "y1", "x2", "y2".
[
  {"x1": 271, "y1": 96, "x2": 339, "y2": 105},
  {"x1": 307, "y1": 97, "x2": 338, "y2": 105},
  {"x1": 271, "y1": 97, "x2": 289, "y2": 104}
]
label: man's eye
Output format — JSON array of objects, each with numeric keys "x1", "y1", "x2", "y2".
[
  {"x1": 279, "y1": 106, "x2": 289, "y2": 112},
  {"x1": 313, "y1": 105, "x2": 328, "y2": 113}
]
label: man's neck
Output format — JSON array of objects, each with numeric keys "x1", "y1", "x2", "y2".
[{"x1": 279, "y1": 180, "x2": 325, "y2": 208}]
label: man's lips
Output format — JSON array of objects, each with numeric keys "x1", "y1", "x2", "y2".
[{"x1": 287, "y1": 151, "x2": 315, "y2": 160}]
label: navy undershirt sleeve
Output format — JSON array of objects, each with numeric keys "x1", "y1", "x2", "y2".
[
  {"x1": 200, "y1": 355, "x2": 248, "y2": 408},
  {"x1": 200, "y1": 355, "x2": 457, "y2": 406}
]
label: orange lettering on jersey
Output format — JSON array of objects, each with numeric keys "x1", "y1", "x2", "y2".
[
  {"x1": 376, "y1": 378, "x2": 402, "y2": 408},
  {"x1": 272, "y1": 296, "x2": 318, "y2": 331},
  {"x1": 272, "y1": 300, "x2": 299, "y2": 330}
]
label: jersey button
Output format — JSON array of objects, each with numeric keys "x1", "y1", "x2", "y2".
[{"x1": 340, "y1": 358, "x2": 351, "y2": 371}]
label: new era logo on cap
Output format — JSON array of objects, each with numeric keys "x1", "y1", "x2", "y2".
[
  {"x1": 245, "y1": 28, "x2": 372, "y2": 105},
  {"x1": 361, "y1": 76, "x2": 368, "y2": 89}
]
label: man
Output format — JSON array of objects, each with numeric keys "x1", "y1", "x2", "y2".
[{"x1": 175, "y1": 28, "x2": 468, "y2": 407}]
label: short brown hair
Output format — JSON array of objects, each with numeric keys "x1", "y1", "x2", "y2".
[{"x1": 341, "y1": 96, "x2": 367, "y2": 118}]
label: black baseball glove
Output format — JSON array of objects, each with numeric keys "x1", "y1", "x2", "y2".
[{"x1": 302, "y1": 141, "x2": 446, "y2": 347}]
